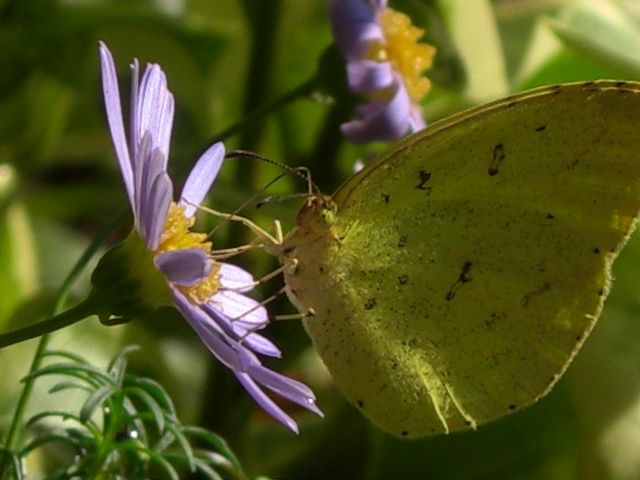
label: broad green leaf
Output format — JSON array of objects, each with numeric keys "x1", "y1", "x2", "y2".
[
  {"x1": 438, "y1": 0, "x2": 509, "y2": 100},
  {"x1": 0, "y1": 201, "x2": 38, "y2": 329},
  {"x1": 549, "y1": 0, "x2": 640, "y2": 77}
]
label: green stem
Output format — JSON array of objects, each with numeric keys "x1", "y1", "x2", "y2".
[
  {"x1": 86, "y1": 392, "x2": 123, "y2": 480},
  {"x1": 308, "y1": 95, "x2": 351, "y2": 192},
  {"x1": 0, "y1": 208, "x2": 127, "y2": 478},
  {"x1": 212, "y1": 78, "x2": 316, "y2": 144},
  {"x1": 0, "y1": 299, "x2": 97, "y2": 349}
]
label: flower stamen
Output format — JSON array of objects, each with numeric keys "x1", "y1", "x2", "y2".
[{"x1": 367, "y1": 7, "x2": 436, "y2": 103}]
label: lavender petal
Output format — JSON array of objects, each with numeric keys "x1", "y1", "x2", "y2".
[
  {"x1": 239, "y1": 350, "x2": 323, "y2": 416},
  {"x1": 202, "y1": 304, "x2": 281, "y2": 358},
  {"x1": 180, "y1": 142, "x2": 225, "y2": 218},
  {"x1": 408, "y1": 105, "x2": 426, "y2": 132},
  {"x1": 129, "y1": 59, "x2": 140, "y2": 162},
  {"x1": 329, "y1": 0, "x2": 384, "y2": 60},
  {"x1": 144, "y1": 168, "x2": 173, "y2": 250},
  {"x1": 171, "y1": 288, "x2": 242, "y2": 370},
  {"x1": 341, "y1": 78, "x2": 412, "y2": 144},
  {"x1": 235, "y1": 371, "x2": 299, "y2": 434},
  {"x1": 155, "y1": 248, "x2": 211, "y2": 286},
  {"x1": 209, "y1": 290, "x2": 268, "y2": 326},
  {"x1": 136, "y1": 63, "x2": 174, "y2": 168},
  {"x1": 347, "y1": 60, "x2": 394, "y2": 93},
  {"x1": 134, "y1": 132, "x2": 153, "y2": 230},
  {"x1": 99, "y1": 42, "x2": 135, "y2": 209},
  {"x1": 218, "y1": 263, "x2": 255, "y2": 293}
]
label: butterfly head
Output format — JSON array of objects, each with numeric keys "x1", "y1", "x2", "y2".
[{"x1": 296, "y1": 194, "x2": 338, "y2": 229}]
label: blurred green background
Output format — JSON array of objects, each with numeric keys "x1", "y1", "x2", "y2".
[{"x1": 2, "y1": 0, "x2": 640, "y2": 478}]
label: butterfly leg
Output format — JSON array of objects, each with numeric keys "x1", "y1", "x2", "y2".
[{"x1": 196, "y1": 204, "x2": 282, "y2": 249}]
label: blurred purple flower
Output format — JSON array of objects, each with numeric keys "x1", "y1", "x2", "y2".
[
  {"x1": 329, "y1": 0, "x2": 435, "y2": 144},
  {"x1": 99, "y1": 42, "x2": 322, "y2": 433}
]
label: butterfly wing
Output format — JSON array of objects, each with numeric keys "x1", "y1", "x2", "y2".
[{"x1": 290, "y1": 81, "x2": 640, "y2": 437}]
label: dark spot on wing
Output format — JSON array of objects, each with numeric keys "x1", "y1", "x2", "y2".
[
  {"x1": 357, "y1": 400, "x2": 364, "y2": 408},
  {"x1": 598, "y1": 288, "x2": 605, "y2": 296},
  {"x1": 401, "y1": 430, "x2": 409, "y2": 437},
  {"x1": 382, "y1": 193, "x2": 390, "y2": 204},
  {"x1": 506, "y1": 101, "x2": 517, "y2": 108},
  {"x1": 398, "y1": 274, "x2": 409, "y2": 285},
  {"x1": 521, "y1": 282, "x2": 551, "y2": 307},
  {"x1": 488, "y1": 143, "x2": 505, "y2": 176},
  {"x1": 364, "y1": 298, "x2": 377, "y2": 310},
  {"x1": 485, "y1": 312, "x2": 502, "y2": 329},
  {"x1": 615, "y1": 81, "x2": 627, "y2": 87},
  {"x1": 593, "y1": 247, "x2": 600, "y2": 254},
  {"x1": 446, "y1": 261, "x2": 473, "y2": 300},
  {"x1": 416, "y1": 170, "x2": 432, "y2": 191},
  {"x1": 576, "y1": 334, "x2": 582, "y2": 341},
  {"x1": 398, "y1": 235, "x2": 408, "y2": 248},
  {"x1": 546, "y1": 213, "x2": 555, "y2": 220},
  {"x1": 535, "y1": 125, "x2": 546, "y2": 132},
  {"x1": 508, "y1": 404, "x2": 517, "y2": 411}
]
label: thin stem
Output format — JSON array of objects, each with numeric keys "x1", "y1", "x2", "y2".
[
  {"x1": 211, "y1": 78, "x2": 316, "y2": 144},
  {"x1": 0, "y1": 299, "x2": 97, "y2": 349},
  {"x1": 308, "y1": 94, "x2": 351, "y2": 193},
  {"x1": 0, "y1": 208, "x2": 128, "y2": 478}
]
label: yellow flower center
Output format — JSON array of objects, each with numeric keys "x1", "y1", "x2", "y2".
[
  {"x1": 367, "y1": 7, "x2": 436, "y2": 103},
  {"x1": 154, "y1": 203, "x2": 220, "y2": 304}
]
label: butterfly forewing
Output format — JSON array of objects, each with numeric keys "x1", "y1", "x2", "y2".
[{"x1": 290, "y1": 81, "x2": 640, "y2": 437}]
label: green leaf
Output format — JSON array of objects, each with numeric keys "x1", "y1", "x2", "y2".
[
  {"x1": 65, "y1": 427, "x2": 98, "y2": 451},
  {"x1": 0, "y1": 201, "x2": 38, "y2": 329},
  {"x1": 25, "y1": 410, "x2": 81, "y2": 427},
  {"x1": 79, "y1": 385, "x2": 117, "y2": 423},
  {"x1": 165, "y1": 424, "x2": 195, "y2": 473},
  {"x1": 154, "y1": 431, "x2": 178, "y2": 453},
  {"x1": 182, "y1": 426, "x2": 242, "y2": 472},
  {"x1": 549, "y1": 0, "x2": 640, "y2": 77},
  {"x1": 118, "y1": 442, "x2": 180, "y2": 480},
  {"x1": 48, "y1": 380, "x2": 93, "y2": 394},
  {"x1": 108, "y1": 344, "x2": 140, "y2": 385},
  {"x1": 0, "y1": 446, "x2": 24, "y2": 480},
  {"x1": 438, "y1": 0, "x2": 509, "y2": 100},
  {"x1": 193, "y1": 450, "x2": 240, "y2": 475},
  {"x1": 123, "y1": 385, "x2": 166, "y2": 434},
  {"x1": 163, "y1": 453, "x2": 225, "y2": 480},
  {"x1": 19, "y1": 433, "x2": 81, "y2": 456},
  {"x1": 121, "y1": 396, "x2": 149, "y2": 446},
  {"x1": 43, "y1": 349, "x2": 89, "y2": 364},
  {"x1": 191, "y1": 459, "x2": 225, "y2": 480},
  {"x1": 26, "y1": 361, "x2": 114, "y2": 387},
  {"x1": 125, "y1": 376, "x2": 177, "y2": 419},
  {"x1": 24, "y1": 363, "x2": 113, "y2": 387}
]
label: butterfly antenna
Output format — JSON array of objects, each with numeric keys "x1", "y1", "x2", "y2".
[
  {"x1": 226, "y1": 149, "x2": 319, "y2": 195},
  {"x1": 206, "y1": 151, "x2": 317, "y2": 236},
  {"x1": 255, "y1": 192, "x2": 314, "y2": 209}
]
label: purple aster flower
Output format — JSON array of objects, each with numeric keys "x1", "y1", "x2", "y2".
[
  {"x1": 99, "y1": 42, "x2": 322, "y2": 433},
  {"x1": 329, "y1": 0, "x2": 436, "y2": 144}
]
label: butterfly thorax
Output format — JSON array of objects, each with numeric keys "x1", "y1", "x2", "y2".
[{"x1": 278, "y1": 195, "x2": 340, "y2": 314}]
